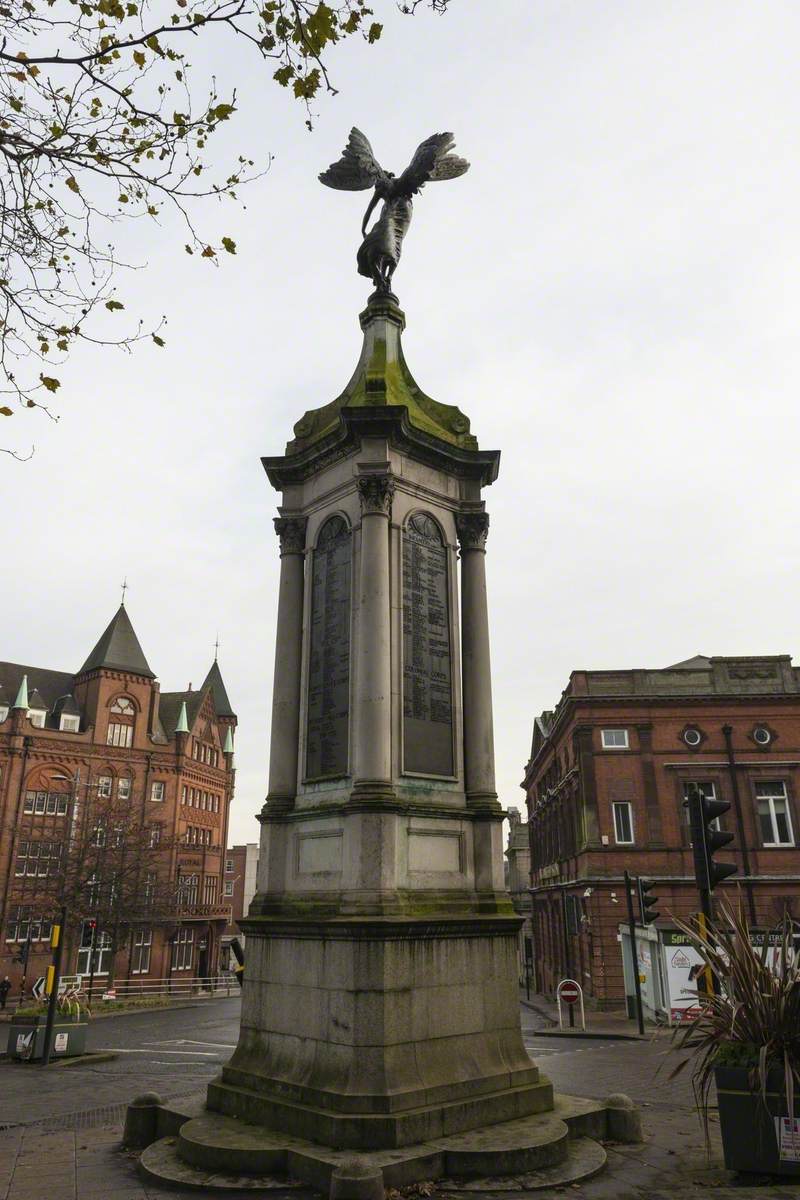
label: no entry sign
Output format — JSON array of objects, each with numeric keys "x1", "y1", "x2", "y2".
[{"x1": 558, "y1": 980, "x2": 580, "y2": 1004}]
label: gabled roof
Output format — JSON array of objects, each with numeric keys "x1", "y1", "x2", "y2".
[
  {"x1": 0, "y1": 664, "x2": 74, "y2": 713},
  {"x1": 78, "y1": 605, "x2": 154, "y2": 678},
  {"x1": 159, "y1": 689, "x2": 206, "y2": 739},
  {"x1": 201, "y1": 660, "x2": 235, "y2": 718},
  {"x1": 666, "y1": 654, "x2": 711, "y2": 670},
  {"x1": 53, "y1": 694, "x2": 81, "y2": 717},
  {"x1": 27, "y1": 688, "x2": 48, "y2": 712}
]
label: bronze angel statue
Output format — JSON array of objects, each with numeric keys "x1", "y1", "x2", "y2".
[{"x1": 319, "y1": 128, "x2": 470, "y2": 295}]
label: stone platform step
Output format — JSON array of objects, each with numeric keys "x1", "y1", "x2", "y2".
[
  {"x1": 139, "y1": 1137, "x2": 316, "y2": 1194},
  {"x1": 438, "y1": 1137, "x2": 607, "y2": 1192},
  {"x1": 138, "y1": 1099, "x2": 612, "y2": 1195},
  {"x1": 177, "y1": 1109, "x2": 570, "y2": 1181},
  {"x1": 139, "y1": 1131, "x2": 605, "y2": 1195}
]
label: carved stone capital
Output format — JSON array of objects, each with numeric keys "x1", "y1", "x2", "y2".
[
  {"x1": 274, "y1": 516, "x2": 307, "y2": 556},
  {"x1": 456, "y1": 511, "x2": 490, "y2": 552},
  {"x1": 357, "y1": 474, "x2": 395, "y2": 517}
]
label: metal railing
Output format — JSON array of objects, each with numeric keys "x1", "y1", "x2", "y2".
[{"x1": 81, "y1": 972, "x2": 239, "y2": 1001}]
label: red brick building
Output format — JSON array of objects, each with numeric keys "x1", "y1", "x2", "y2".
[
  {"x1": 522, "y1": 655, "x2": 800, "y2": 1012},
  {"x1": 222, "y1": 842, "x2": 259, "y2": 955},
  {"x1": 0, "y1": 604, "x2": 236, "y2": 996}
]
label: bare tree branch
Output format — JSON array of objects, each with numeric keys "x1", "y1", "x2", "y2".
[{"x1": 0, "y1": 0, "x2": 450, "y2": 445}]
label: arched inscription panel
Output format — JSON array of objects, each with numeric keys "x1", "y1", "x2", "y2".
[
  {"x1": 306, "y1": 516, "x2": 351, "y2": 779},
  {"x1": 402, "y1": 512, "x2": 454, "y2": 776}
]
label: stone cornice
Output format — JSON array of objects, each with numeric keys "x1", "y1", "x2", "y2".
[
  {"x1": 239, "y1": 913, "x2": 523, "y2": 940},
  {"x1": 262, "y1": 406, "x2": 500, "y2": 491},
  {"x1": 259, "y1": 800, "x2": 505, "y2": 825}
]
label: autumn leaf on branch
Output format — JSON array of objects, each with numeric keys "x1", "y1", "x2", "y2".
[{"x1": 0, "y1": 0, "x2": 451, "y2": 441}]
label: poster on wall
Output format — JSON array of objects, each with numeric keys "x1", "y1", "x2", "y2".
[{"x1": 661, "y1": 930, "x2": 706, "y2": 1023}]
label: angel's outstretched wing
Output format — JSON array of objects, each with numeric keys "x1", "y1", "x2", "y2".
[
  {"x1": 319, "y1": 128, "x2": 388, "y2": 191},
  {"x1": 395, "y1": 132, "x2": 470, "y2": 197}
]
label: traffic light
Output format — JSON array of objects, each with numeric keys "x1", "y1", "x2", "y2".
[
  {"x1": 12, "y1": 935, "x2": 32, "y2": 967},
  {"x1": 687, "y1": 784, "x2": 737, "y2": 893},
  {"x1": 637, "y1": 878, "x2": 660, "y2": 925}
]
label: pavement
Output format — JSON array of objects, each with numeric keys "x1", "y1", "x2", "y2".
[
  {"x1": 1, "y1": 995, "x2": 798, "y2": 1199},
  {"x1": 519, "y1": 988, "x2": 649, "y2": 1039}
]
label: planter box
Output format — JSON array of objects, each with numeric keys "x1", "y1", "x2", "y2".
[
  {"x1": 7, "y1": 1014, "x2": 88, "y2": 1061},
  {"x1": 715, "y1": 1065, "x2": 800, "y2": 1176}
]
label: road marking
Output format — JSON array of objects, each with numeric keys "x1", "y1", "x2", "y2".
[
  {"x1": 102, "y1": 1048, "x2": 221, "y2": 1057},
  {"x1": 143, "y1": 1038, "x2": 235, "y2": 1049}
]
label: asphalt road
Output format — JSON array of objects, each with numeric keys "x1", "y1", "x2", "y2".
[
  {"x1": 0, "y1": 996, "x2": 242, "y2": 1128},
  {"x1": 0, "y1": 997, "x2": 696, "y2": 1134}
]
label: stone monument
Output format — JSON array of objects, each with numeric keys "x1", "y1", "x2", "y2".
[{"x1": 134, "y1": 131, "x2": 638, "y2": 1196}]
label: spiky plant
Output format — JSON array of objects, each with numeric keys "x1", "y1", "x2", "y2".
[{"x1": 669, "y1": 898, "x2": 800, "y2": 1144}]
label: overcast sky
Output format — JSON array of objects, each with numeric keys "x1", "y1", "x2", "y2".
[{"x1": 5, "y1": 1, "x2": 800, "y2": 843}]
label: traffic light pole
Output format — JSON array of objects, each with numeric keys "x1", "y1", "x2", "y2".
[
  {"x1": 40, "y1": 905, "x2": 67, "y2": 1067},
  {"x1": 87, "y1": 921, "x2": 98, "y2": 1003},
  {"x1": 722, "y1": 725, "x2": 757, "y2": 925},
  {"x1": 17, "y1": 934, "x2": 32, "y2": 1008},
  {"x1": 623, "y1": 870, "x2": 645, "y2": 1035}
]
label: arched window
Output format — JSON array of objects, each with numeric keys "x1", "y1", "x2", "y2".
[
  {"x1": 402, "y1": 512, "x2": 454, "y2": 776},
  {"x1": 306, "y1": 515, "x2": 352, "y2": 779},
  {"x1": 107, "y1": 696, "x2": 135, "y2": 748}
]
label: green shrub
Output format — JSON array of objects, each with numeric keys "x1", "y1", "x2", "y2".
[{"x1": 668, "y1": 899, "x2": 800, "y2": 1140}]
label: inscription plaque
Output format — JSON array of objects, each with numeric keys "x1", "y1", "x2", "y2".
[
  {"x1": 402, "y1": 513, "x2": 454, "y2": 776},
  {"x1": 306, "y1": 516, "x2": 351, "y2": 778}
]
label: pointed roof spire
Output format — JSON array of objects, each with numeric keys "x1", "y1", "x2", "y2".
[
  {"x1": 176, "y1": 700, "x2": 189, "y2": 734},
  {"x1": 13, "y1": 673, "x2": 29, "y2": 710},
  {"x1": 223, "y1": 726, "x2": 234, "y2": 754},
  {"x1": 78, "y1": 605, "x2": 154, "y2": 678},
  {"x1": 202, "y1": 659, "x2": 235, "y2": 718}
]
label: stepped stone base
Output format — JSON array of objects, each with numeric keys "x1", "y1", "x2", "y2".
[
  {"x1": 207, "y1": 1074, "x2": 554, "y2": 1150},
  {"x1": 135, "y1": 1092, "x2": 627, "y2": 1197}
]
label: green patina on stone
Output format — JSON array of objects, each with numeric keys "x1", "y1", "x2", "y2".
[{"x1": 287, "y1": 295, "x2": 478, "y2": 453}]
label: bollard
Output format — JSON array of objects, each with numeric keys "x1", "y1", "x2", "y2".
[
  {"x1": 122, "y1": 1092, "x2": 164, "y2": 1149},
  {"x1": 329, "y1": 1157, "x2": 384, "y2": 1200},
  {"x1": 605, "y1": 1093, "x2": 643, "y2": 1143}
]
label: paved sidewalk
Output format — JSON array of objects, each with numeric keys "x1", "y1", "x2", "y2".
[
  {"x1": 2, "y1": 1115, "x2": 800, "y2": 1200},
  {"x1": 520, "y1": 988, "x2": 652, "y2": 1038}
]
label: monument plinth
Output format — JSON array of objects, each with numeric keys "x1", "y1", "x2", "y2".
[{"x1": 207, "y1": 292, "x2": 550, "y2": 1147}]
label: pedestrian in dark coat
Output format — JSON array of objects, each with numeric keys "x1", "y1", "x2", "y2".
[{"x1": 0, "y1": 976, "x2": 10, "y2": 1009}]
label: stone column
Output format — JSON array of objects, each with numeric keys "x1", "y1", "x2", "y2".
[
  {"x1": 457, "y1": 510, "x2": 499, "y2": 810},
  {"x1": 352, "y1": 474, "x2": 395, "y2": 801},
  {"x1": 265, "y1": 516, "x2": 307, "y2": 812}
]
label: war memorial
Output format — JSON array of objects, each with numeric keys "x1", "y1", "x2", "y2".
[{"x1": 130, "y1": 128, "x2": 639, "y2": 1195}]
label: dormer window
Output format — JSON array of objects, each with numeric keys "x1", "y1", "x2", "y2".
[
  {"x1": 28, "y1": 708, "x2": 46, "y2": 729},
  {"x1": 0, "y1": 705, "x2": 8, "y2": 723},
  {"x1": 60, "y1": 714, "x2": 80, "y2": 733},
  {"x1": 107, "y1": 696, "x2": 135, "y2": 748}
]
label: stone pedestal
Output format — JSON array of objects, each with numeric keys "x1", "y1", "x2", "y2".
[{"x1": 203, "y1": 295, "x2": 544, "y2": 1149}]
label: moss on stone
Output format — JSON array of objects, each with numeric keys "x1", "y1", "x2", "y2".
[{"x1": 288, "y1": 297, "x2": 478, "y2": 453}]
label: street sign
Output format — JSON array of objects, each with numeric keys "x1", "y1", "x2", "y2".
[
  {"x1": 555, "y1": 978, "x2": 586, "y2": 1030},
  {"x1": 32, "y1": 977, "x2": 46, "y2": 1001}
]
